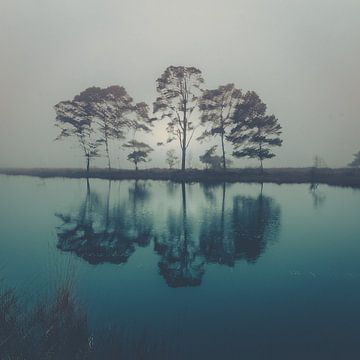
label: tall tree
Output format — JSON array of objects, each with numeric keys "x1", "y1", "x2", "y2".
[
  {"x1": 54, "y1": 100, "x2": 99, "y2": 173},
  {"x1": 198, "y1": 84, "x2": 242, "y2": 169},
  {"x1": 348, "y1": 150, "x2": 360, "y2": 167},
  {"x1": 123, "y1": 140, "x2": 153, "y2": 170},
  {"x1": 74, "y1": 86, "x2": 152, "y2": 170},
  {"x1": 153, "y1": 66, "x2": 204, "y2": 171},
  {"x1": 228, "y1": 91, "x2": 282, "y2": 171}
]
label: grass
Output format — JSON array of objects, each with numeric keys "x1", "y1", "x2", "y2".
[{"x1": 0, "y1": 267, "x2": 176, "y2": 360}]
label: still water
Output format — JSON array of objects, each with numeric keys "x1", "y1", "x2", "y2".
[{"x1": 0, "y1": 175, "x2": 359, "y2": 359}]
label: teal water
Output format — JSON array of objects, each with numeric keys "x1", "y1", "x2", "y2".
[{"x1": 0, "y1": 175, "x2": 360, "y2": 359}]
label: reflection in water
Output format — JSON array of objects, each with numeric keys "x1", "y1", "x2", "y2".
[
  {"x1": 231, "y1": 191, "x2": 280, "y2": 263},
  {"x1": 155, "y1": 182, "x2": 205, "y2": 287},
  {"x1": 56, "y1": 181, "x2": 153, "y2": 264},
  {"x1": 55, "y1": 181, "x2": 281, "y2": 287},
  {"x1": 200, "y1": 183, "x2": 281, "y2": 266},
  {"x1": 309, "y1": 182, "x2": 326, "y2": 209}
]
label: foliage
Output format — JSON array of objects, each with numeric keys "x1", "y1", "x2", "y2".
[
  {"x1": 228, "y1": 91, "x2": 282, "y2": 170},
  {"x1": 54, "y1": 100, "x2": 100, "y2": 172},
  {"x1": 74, "y1": 86, "x2": 153, "y2": 169},
  {"x1": 153, "y1": 66, "x2": 204, "y2": 170},
  {"x1": 198, "y1": 84, "x2": 242, "y2": 169},
  {"x1": 199, "y1": 145, "x2": 222, "y2": 169},
  {"x1": 123, "y1": 140, "x2": 153, "y2": 170}
]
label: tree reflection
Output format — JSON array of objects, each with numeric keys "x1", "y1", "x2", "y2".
[
  {"x1": 200, "y1": 183, "x2": 281, "y2": 266},
  {"x1": 154, "y1": 182, "x2": 204, "y2": 287},
  {"x1": 55, "y1": 181, "x2": 281, "y2": 287},
  {"x1": 56, "y1": 181, "x2": 153, "y2": 264},
  {"x1": 309, "y1": 182, "x2": 326, "y2": 209},
  {"x1": 231, "y1": 189, "x2": 280, "y2": 263}
]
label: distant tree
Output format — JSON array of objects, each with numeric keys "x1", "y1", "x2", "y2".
[
  {"x1": 198, "y1": 84, "x2": 242, "y2": 169},
  {"x1": 312, "y1": 155, "x2": 327, "y2": 169},
  {"x1": 153, "y1": 66, "x2": 204, "y2": 171},
  {"x1": 166, "y1": 149, "x2": 179, "y2": 169},
  {"x1": 199, "y1": 145, "x2": 222, "y2": 170},
  {"x1": 348, "y1": 150, "x2": 360, "y2": 167},
  {"x1": 74, "y1": 86, "x2": 152, "y2": 170},
  {"x1": 123, "y1": 140, "x2": 153, "y2": 170},
  {"x1": 54, "y1": 100, "x2": 99, "y2": 173},
  {"x1": 228, "y1": 91, "x2": 282, "y2": 172}
]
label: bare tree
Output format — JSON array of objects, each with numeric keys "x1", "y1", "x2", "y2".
[
  {"x1": 198, "y1": 84, "x2": 242, "y2": 169},
  {"x1": 153, "y1": 66, "x2": 204, "y2": 171}
]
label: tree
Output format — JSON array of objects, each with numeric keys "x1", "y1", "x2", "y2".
[
  {"x1": 123, "y1": 140, "x2": 153, "y2": 170},
  {"x1": 74, "y1": 86, "x2": 152, "y2": 170},
  {"x1": 198, "y1": 84, "x2": 242, "y2": 169},
  {"x1": 54, "y1": 100, "x2": 100, "y2": 173},
  {"x1": 228, "y1": 91, "x2": 282, "y2": 171},
  {"x1": 199, "y1": 145, "x2": 222, "y2": 169},
  {"x1": 165, "y1": 149, "x2": 179, "y2": 169},
  {"x1": 153, "y1": 66, "x2": 204, "y2": 171},
  {"x1": 348, "y1": 150, "x2": 360, "y2": 167}
]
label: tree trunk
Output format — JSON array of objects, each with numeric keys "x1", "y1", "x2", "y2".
[
  {"x1": 135, "y1": 162, "x2": 138, "y2": 171},
  {"x1": 86, "y1": 154, "x2": 90, "y2": 174},
  {"x1": 221, "y1": 132, "x2": 226, "y2": 170},
  {"x1": 181, "y1": 144, "x2": 186, "y2": 171},
  {"x1": 181, "y1": 101, "x2": 187, "y2": 171},
  {"x1": 105, "y1": 139, "x2": 111, "y2": 170}
]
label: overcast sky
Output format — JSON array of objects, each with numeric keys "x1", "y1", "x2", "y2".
[{"x1": 0, "y1": 0, "x2": 359, "y2": 169}]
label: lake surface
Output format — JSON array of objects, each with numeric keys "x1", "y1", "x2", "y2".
[{"x1": 0, "y1": 175, "x2": 360, "y2": 359}]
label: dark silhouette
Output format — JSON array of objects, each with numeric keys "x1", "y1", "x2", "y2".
[
  {"x1": 200, "y1": 183, "x2": 281, "y2": 266},
  {"x1": 54, "y1": 100, "x2": 100, "y2": 173},
  {"x1": 154, "y1": 182, "x2": 204, "y2": 287},
  {"x1": 198, "y1": 84, "x2": 242, "y2": 169},
  {"x1": 123, "y1": 140, "x2": 153, "y2": 170},
  {"x1": 55, "y1": 86, "x2": 153, "y2": 171},
  {"x1": 56, "y1": 182, "x2": 153, "y2": 265},
  {"x1": 231, "y1": 190, "x2": 281, "y2": 263},
  {"x1": 153, "y1": 66, "x2": 204, "y2": 171},
  {"x1": 199, "y1": 145, "x2": 223, "y2": 169},
  {"x1": 228, "y1": 91, "x2": 282, "y2": 172}
]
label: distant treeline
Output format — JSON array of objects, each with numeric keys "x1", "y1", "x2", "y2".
[
  {"x1": 1, "y1": 167, "x2": 360, "y2": 188},
  {"x1": 54, "y1": 66, "x2": 283, "y2": 173}
]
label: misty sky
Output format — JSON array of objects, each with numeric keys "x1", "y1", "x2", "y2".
[{"x1": 0, "y1": 0, "x2": 359, "y2": 169}]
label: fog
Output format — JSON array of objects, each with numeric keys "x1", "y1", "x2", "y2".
[{"x1": 0, "y1": 0, "x2": 359, "y2": 169}]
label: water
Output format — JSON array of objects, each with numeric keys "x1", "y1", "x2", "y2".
[{"x1": 0, "y1": 175, "x2": 359, "y2": 359}]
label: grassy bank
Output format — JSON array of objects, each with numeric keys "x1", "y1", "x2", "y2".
[{"x1": 1, "y1": 167, "x2": 360, "y2": 188}]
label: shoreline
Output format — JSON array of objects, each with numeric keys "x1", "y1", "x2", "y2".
[{"x1": 1, "y1": 167, "x2": 360, "y2": 188}]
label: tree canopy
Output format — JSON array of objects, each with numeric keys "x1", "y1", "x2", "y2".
[
  {"x1": 228, "y1": 91, "x2": 282, "y2": 170},
  {"x1": 153, "y1": 66, "x2": 204, "y2": 170},
  {"x1": 123, "y1": 140, "x2": 153, "y2": 170},
  {"x1": 54, "y1": 100, "x2": 99, "y2": 172},
  {"x1": 198, "y1": 84, "x2": 242, "y2": 169}
]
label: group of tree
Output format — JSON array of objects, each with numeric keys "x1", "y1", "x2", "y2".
[{"x1": 54, "y1": 66, "x2": 283, "y2": 172}]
